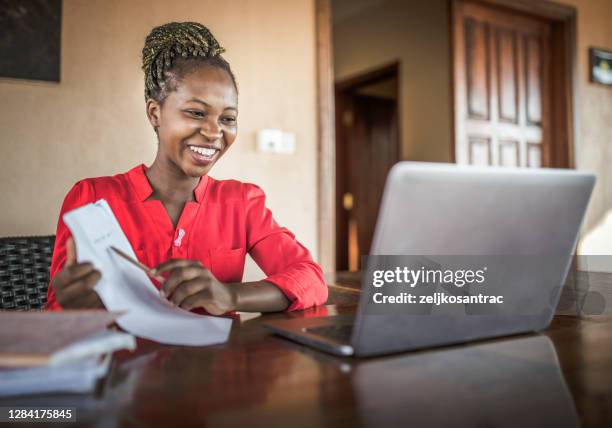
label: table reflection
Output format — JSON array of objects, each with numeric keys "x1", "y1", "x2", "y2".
[{"x1": 351, "y1": 334, "x2": 579, "y2": 427}]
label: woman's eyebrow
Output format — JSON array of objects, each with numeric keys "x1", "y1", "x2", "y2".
[{"x1": 186, "y1": 98, "x2": 237, "y2": 111}]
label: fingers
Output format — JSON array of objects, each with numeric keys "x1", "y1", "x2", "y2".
[
  {"x1": 161, "y1": 265, "x2": 210, "y2": 298},
  {"x1": 55, "y1": 270, "x2": 102, "y2": 308},
  {"x1": 154, "y1": 258, "x2": 202, "y2": 275},
  {"x1": 80, "y1": 292, "x2": 105, "y2": 309},
  {"x1": 59, "y1": 269, "x2": 101, "y2": 298},
  {"x1": 178, "y1": 290, "x2": 210, "y2": 311},
  {"x1": 66, "y1": 237, "x2": 76, "y2": 267},
  {"x1": 69, "y1": 287, "x2": 103, "y2": 309},
  {"x1": 53, "y1": 262, "x2": 97, "y2": 292},
  {"x1": 171, "y1": 278, "x2": 210, "y2": 307},
  {"x1": 54, "y1": 262, "x2": 97, "y2": 290},
  {"x1": 179, "y1": 291, "x2": 229, "y2": 315}
]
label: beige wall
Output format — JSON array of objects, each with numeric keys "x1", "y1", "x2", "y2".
[
  {"x1": 332, "y1": 0, "x2": 453, "y2": 162},
  {"x1": 557, "y1": 0, "x2": 612, "y2": 259},
  {"x1": 0, "y1": 0, "x2": 318, "y2": 277}
]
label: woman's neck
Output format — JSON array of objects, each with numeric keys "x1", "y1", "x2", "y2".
[{"x1": 145, "y1": 157, "x2": 200, "y2": 203}]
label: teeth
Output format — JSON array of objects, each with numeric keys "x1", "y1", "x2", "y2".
[{"x1": 189, "y1": 146, "x2": 217, "y2": 157}]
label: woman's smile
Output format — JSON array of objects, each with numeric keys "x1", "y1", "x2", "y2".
[{"x1": 187, "y1": 144, "x2": 221, "y2": 165}]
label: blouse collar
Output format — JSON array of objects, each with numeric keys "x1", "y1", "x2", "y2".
[{"x1": 127, "y1": 164, "x2": 209, "y2": 203}]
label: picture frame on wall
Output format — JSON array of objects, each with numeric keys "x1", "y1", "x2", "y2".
[
  {"x1": 0, "y1": 0, "x2": 62, "y2": 82},
  {"x1": 589, "y1": 47, "x2": 612, "y2": 86}
]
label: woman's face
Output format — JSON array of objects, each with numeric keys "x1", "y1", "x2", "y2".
[{"x1": 147, "y1": 65, "x2": 238, "y2": 178}]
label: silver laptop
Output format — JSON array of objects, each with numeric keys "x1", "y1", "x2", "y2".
[{"x1": 264, "y1": 162, "x2": 595, "y2": 357}]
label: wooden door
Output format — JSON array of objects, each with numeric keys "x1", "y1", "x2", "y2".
[
  {"x1": 351, "y1": 95, "x2": 398, "y2": 264},
  {"x1": 335, "y1": 67, "x2": 400, "y2": 271},
  {"x1": 453, "y1": 0, "x2": 556, "y2": 168}
]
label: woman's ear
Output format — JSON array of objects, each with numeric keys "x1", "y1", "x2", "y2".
[{"x1": 146, "y1": 98, "x2": 161, "y2": 130}]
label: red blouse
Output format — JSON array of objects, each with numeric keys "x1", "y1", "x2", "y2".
[{"x1": 45, "y1": 164, "x2": 328, "y2": 312}]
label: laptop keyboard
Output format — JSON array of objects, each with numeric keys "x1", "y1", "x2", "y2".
[{"x1": 306, "y1": 324, "x2": 354, "y2": 343}]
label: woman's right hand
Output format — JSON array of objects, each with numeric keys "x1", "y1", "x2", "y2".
[{"x1": 51, "y1": 237, "x2": 105, "y2": 309}]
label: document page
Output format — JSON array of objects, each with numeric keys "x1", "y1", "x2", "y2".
[{"x1": 63, "y1": 199, "x2": 232, "y2": 346}]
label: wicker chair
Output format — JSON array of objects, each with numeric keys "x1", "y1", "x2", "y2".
[{"x1": 0, "y1": 235, "x2": 55, "y2": 310}]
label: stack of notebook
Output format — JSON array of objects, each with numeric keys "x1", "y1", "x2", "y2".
[{"x1": 0, "y1": 311, "x2": 136, "y2": 397}]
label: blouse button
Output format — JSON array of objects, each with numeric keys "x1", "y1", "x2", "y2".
[{"x1": 174, "y1": 228, "x2": 186, "y2": 247}]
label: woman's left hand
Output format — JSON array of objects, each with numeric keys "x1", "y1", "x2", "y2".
[{"x1": 154, "y1": 259, "x2": 237, "y2": 315}]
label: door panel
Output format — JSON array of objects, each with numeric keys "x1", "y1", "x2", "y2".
[
  {"x1": 465, "y1": 18, "x2": 490, "y2": 120},
  {"x1": 499, "y1": 139, "x2": 520, "y2": 167},
  {"x1": 525, "y1": 35, "x2": 543, "y2": 125},
  {"x1": 351, "y1": 95, "x2": 398, "y2": 264},
  {"x1": 469, "y1": 137, "x2": 492, "y2": 166},
  {"x1": 496, "y1": 28, "x2": 518, "y2": 123}
]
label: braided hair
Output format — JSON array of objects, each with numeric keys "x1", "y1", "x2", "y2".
[{"x1": 142, "y1": 22, "x2": 237, "y2": 102}]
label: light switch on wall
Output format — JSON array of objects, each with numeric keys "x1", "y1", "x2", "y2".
[{"x1": 256, "y1": 129, "x2": 296, "y2": 154}]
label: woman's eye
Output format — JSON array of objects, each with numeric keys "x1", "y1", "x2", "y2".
[
  {"x1": 187, "y1": 110, "x2": 205, "y2": 118},
  {"x1": 221, "y1": 117, "x2": 237, "y2": 125}
]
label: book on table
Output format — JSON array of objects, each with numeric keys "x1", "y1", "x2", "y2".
[{"x1": 0, "y1": 310, "x2": 136, "y2": 397}]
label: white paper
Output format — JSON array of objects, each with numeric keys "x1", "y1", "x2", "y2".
[
  {"x1": 49, "y1": 330, "x2": 136, "y2": 366},
  {"x1": 63, "y1": 199, "x2": 232, "y2": 346},
  {"x1": 0, "y1": 354, "x2": 111, "y2": 397}
]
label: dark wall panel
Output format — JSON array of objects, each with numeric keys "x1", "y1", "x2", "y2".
[{"x1": 0, "y1": 0, "x2": 62, "y2": 82}]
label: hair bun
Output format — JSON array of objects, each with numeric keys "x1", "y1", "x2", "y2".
[{"x1": 142, "y1": 22, "x2": 226, "y2": 98}]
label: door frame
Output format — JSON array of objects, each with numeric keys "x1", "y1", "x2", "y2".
[
  {"x1": 314, "y1": 0, "x2": 577, "y2": 273},
  {"x1": 315, "y1": 0, "x2": 336, "y2": 273},
  {"x1": 450, "y1": 0, "x2": 577, "y2": 167}
]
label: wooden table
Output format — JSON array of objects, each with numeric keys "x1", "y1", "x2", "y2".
[{"x1": 2, "y1": 271, "x2": 612, "y2": 427}]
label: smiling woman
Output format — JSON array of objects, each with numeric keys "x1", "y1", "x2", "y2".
[{"x1": 44, "y1": 22, "x2": 328, "y2": 315}]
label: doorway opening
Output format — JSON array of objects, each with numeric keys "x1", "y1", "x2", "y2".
[{"x1": 335, "y1": 63, "x2": 400, "y2": 271}]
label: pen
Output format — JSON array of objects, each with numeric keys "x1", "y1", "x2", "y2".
[{"x1": 110, "y1": 246, "x2": 166, "y2": 283}]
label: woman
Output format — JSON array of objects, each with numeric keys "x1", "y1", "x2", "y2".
[{"x1": 46, "y1": 22, "x2": 327, "y2": 314}]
